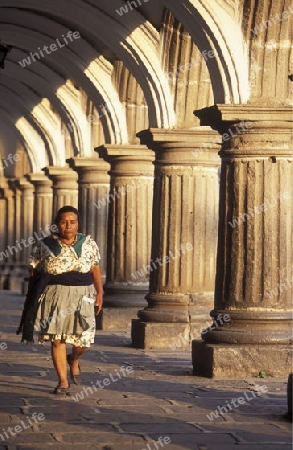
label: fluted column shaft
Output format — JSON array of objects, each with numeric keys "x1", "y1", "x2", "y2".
[
  {"x1": 139, "y1": 129, "x2": 220, "y2": 321},
  {"x1": 0, "y1": 186, "x2": 13, "y2": 263},
  {"x1": 192, "y1": 105, "x2": 292, "y2": 377},
  {"x1": 15, "y1": 178, "x2": 34, "y2": 262},
  {"x1": 43, "y1": 166, "x2": 78, "y2": 220},
  {"x1": 28, "y1": 174, "x2": 53, "y2": 231},
  {"x1": 0, "y1": 188, "x2": 7, "y2": 259},
  {"x1": 131, "y1": 129, "x2": 220, "y2": 348},
  {"x1": 201, "y1": 106, "x2": 293, "y2": 344},
  {"x1": 67, "y1": 157, "x2": 111, "y2": 280},
  {"x1": 98, "y1": 145, "x2": 155, "y2": 295}
]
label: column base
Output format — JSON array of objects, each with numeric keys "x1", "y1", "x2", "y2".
[
  {"x1": 96, "y1": 291, "x2": 147, "y2": 331},
  {"x1": 192, "y1": 340, "x2": 293, "y2": 378},
  {"x1": 0, "y1": 264, "x2": 28, "y2": 292},
  {"x1": 131, "y1": 319, "x2": 192, "y2": 349},
  {"x1": 96, "y1": 306, "x2": 147, "y2": 331}
]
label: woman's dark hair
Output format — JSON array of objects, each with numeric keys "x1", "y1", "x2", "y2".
[{"x1": 54, "y1": 205, "x2": 80, "y2": 225}]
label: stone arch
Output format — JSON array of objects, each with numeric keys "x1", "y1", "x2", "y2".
[
  {"x1": 242, "y1": 0, "x2": 292, "y2": 102},
  {"x1": 0, "y1": 0, "x2": 175, "y2": 128},
  {"x1": 0, "y1": 89, "x2": 51, "y2": 171},
  {"x1": 0, "y1": 110, "x2": 47, "y2": 172},
  {"x1": 160, "y1": 10, "x2": 215, "y2": 128},
  {"x1": 1, "y1": 23, "x2": 127, "y2": 149},
  {"x1": 3, "y1": 59, "x2": 88, "y2": 158},
  {"x1": 162, "y1": 0, "x2": 250, "y2": 103},
  {"x1": 0, "y1": 79, "x2": 65, "y2": 166},
  {"x1": 112, "y1": 61, "x2": 149, "y2": 143}
]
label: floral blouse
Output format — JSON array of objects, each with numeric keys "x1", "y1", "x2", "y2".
[{"x1": 27, "y1": 234, "x2": 101, "y2": 275}]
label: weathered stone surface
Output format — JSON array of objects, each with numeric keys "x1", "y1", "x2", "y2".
[
  {"x1": 131, "y1": 319, "x2": 191, "y2": 349},
  {"x1": 94, "y1": 145, "x2": 154, "y2": 330},
  {"x1": 0, "y1": 290, "x2": 291, "y2": 450},
  {"x1": 193, "y1": 106, "x2": 293, "y2": 377},
  {"x1": 67, "y1": 157, "x2": 111, "y2": 281},
  {"x1": 99, "y1": 306, "x2": 143, "y2": 331},
  {"x1": 131, "y1": 129, "x2": 220, "y2": 348},
  {"x1": 192, "y1": 341, "x2": 292, "y2": 378}
]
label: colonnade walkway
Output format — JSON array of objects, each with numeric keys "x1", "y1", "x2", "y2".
[{"x1": 0, "y1": 291, "x2": 291, "y2": 450}]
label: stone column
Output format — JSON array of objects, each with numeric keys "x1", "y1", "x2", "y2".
[
  {"x1": 43, "y1": 166, "x2": 78, "y2": 220},
  {"x1": 192, "y1": 105, "x2": 293, "y2": 377},
  {"x1": 0, "y1": 183, "x2": 20, "y2": 289},
  {"x1": 8, "y1": 179, "x2": 20, "y2": 262},
  {"x1": 7, "y1": 178, "x2": 34, "y2": 290},
  {"x1": 0, "y1": 185, "x2": 10, "y2": 289},
  {"x1": 14, "y1": 178, "x2": 34, "y2": 262},
  {"x1": 28, "y1": 173, "x2": 53, "y2": 231},
  {"x1": 131, "y1": 129, "x2": 220, "y2": 348},
  {"x1": 96, "y1": 145, "x2": 155, "y2": 330},
  {"x1": 2, "y1": 185, "x2": 14, "y2": 262},
  {"x1": 67, "y1": 157, "x2": 111, "y2": 280},
  {"x1": 0, "y1": 187, "x2": 7, "y2": 264}
]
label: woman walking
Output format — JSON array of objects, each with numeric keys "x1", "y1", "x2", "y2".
[{"x1": 19, "y1": 205, "x2": 103, "y2": 394}]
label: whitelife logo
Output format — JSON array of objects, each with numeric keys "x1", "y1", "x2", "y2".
[
  {"x1": 206, "y1": 385, "x2": 268, "y2": 421},
  {"x1": 1, "y1": 153, "x2": 20, "y2": 171},
  {"x1": 0, "y1": 224, "x2": 58, "y2": 261},
  {"x1": 18, "y1": 31, "x2": 80, "y2": 68},
  {"x1": 0, "y1": 413, "x2": 45, "y2": 442},
  {"x1": 71, "y1": 365, "x2": 133, "y2": 402},
  {"x1": 116, "y1": 0, "x2": 150, "y2": 16}
]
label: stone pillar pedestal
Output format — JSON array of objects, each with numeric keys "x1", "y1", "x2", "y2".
[
  {"x1": 131, "y1": 128, "x2": 220, "y2": 348},
  {"x1": 96, "y1": 145, "x2": 155, "y2": 330},
  {"x1": 43, "y1": 166, "x2": 78, "y2": 220},
  {"x1": 192, "y1": 105, "x2": 293, "y2": 377},
  {"x1": 28, "y1": 174, "x2": 53, "y2": 230},
  {"x1": 67, "y1": 157, "x2": 110, "y2": 281}
]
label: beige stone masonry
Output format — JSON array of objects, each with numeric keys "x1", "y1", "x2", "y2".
[
  {"x1": 132, "y1": 128, "x2": 220, "y2": 348},
  {"x1": 192, "y1": 104, "x2": 293, "y2": 377},
  {"x1": 28, "y1": 174, "x2": 53, "y2": 231},
  {"x1": 95, "y1": 145, "x2": 155, "y2": 330},
  {"x1": 67, "y1": 157, "x2": 111, "y2": 280},
  {"x1": 43, "y1": 166, "x2": 78, "y2": 219}
]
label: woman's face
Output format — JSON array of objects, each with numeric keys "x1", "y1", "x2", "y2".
[{"x1": 57, "y1": 212, "x2": 78, "y2": 240}]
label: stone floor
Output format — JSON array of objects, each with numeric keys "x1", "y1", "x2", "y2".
[{"x1": 0, "y1": 291, "x2": 291, "y2": 450}]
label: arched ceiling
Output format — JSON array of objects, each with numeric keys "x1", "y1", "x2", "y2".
[{"x1": 0, "y1": 0, "x2": 251, "y2": 175}]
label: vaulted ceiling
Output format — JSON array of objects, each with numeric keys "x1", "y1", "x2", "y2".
[{"x1": 0, "y1": 0, "x2": 291, "y2": 177}]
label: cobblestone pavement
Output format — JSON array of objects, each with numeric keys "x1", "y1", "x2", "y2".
[{"x1": 0, "y1": 291, "x2": 291, "y2": 450}]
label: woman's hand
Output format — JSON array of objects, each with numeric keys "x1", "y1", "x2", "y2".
[
  {"x1": 91, "y1": 265, "x2": 104, "y2": 315},
  {"x1": 95, "y1": 291, "x2": 103, "y2": 315}
]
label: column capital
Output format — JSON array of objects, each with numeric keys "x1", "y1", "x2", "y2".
[
  {"x1": 196, "y1": 104, "x2": 293, "y2": 125},
  {"x1": 139, "y1": 127, "x2": 219, "y2": 144},
  {"x1": 137, "y1": 127, "x2": 220, "y2": 167},
  {"x1": 96, "y1": 144, "x2": 154, "y2": 162},
  {"x1": 0, "y1": 184, "x2": 14, "y2": 198},
  {"x1": 195, "y1": 104, "x2": 293, "y2": 159},
  {"x1": 96, "y1": 144, "x2": 155, "y2": 177},
  {"x1": 43, "y1": 166, "x2": 78, "y2": 187},
  {"x1": 14, "y1": 177, "x2": 34, "y2": 194},
  {"x1": 27, "y1": 173, "x2": 52, "y2": 186},
  {"x1": 67, "y1": 157, "x2": 110, "y2": 184}
]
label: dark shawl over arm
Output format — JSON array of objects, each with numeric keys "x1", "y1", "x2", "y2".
[{"x1": 16, "y1": 272, "x2": 51, "y2": 343}]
